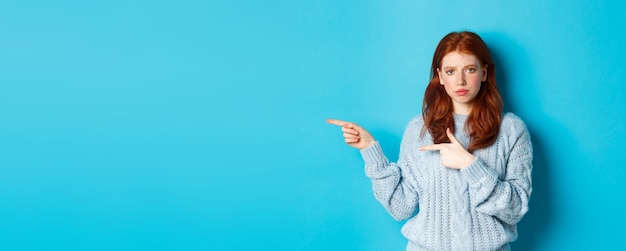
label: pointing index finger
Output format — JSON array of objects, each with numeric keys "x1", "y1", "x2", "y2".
[
  {"x1": 419, "y1": 144, "x2": 443, "y2": 151},
  {"x1": 326, "y1": 119, "x2": 350, "y2": 127}
]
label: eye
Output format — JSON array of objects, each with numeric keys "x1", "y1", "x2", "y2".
[
  {"x1": 466, "y1": 67, "x2": 477, "y2": 73},
  {"x1": 445, "y1": 69, "x2": 454, "y2": 75}
]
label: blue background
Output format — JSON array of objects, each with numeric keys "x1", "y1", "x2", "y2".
[{"x1": 1, "y1": 0, "x2": 624, "y2": 250}]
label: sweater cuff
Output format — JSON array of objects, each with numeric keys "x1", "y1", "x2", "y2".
[
  {"x1": 359, "y1": 141, "x2": 388, "y2": 166},
  {"x1": 460, "y1": 158, "x2": 497, "y2": 186}
]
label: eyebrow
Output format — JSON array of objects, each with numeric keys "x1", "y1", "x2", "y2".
[{"x1": 442, "y1": 64, "x2": 478, "y2": 69}]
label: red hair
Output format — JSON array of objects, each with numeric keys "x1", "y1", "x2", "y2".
[{"x1": 421, "y1": 31, "x2": 503, "y2": 152}]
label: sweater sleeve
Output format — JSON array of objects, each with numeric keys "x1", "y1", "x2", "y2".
[
  {"x1": 359, "y1": 122, "x2": 421, "y2": 221},
  {"x1": 460, "y1": 118, "x2": 533, "y2": 225}
]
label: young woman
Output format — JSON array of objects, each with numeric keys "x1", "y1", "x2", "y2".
[{"x1": 327, "y1": 31, "x2": 533, "y2": 251}]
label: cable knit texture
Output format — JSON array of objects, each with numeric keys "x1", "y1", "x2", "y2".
[{"x1": 360, "y1": 113, "x2": 532, "y2": 251}]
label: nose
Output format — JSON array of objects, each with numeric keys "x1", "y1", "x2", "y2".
[{"x1": 457, "y1": 73, "x2": 466, "y2": 86}]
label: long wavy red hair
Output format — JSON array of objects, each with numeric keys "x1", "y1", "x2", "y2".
[{"x1": 421, "y1": 31, "x2": 503, "y2": 152}]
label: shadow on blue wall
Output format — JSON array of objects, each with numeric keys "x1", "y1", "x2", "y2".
[{"x1": 486, "y1": 32, "x2": 555, "y2": 250}]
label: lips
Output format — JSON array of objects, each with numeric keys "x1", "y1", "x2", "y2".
[{"x1": 455, "y1": 89, "x2": 469, "y2": 96}]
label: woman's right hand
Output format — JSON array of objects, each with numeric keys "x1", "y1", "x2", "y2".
[{"x1": 327, "y1": 119, "x2": 376, "y2": 150}]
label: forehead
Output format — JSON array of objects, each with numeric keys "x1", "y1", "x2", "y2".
[{"x1": 441, "y1": 51, "x2": 481, "y2": 67}]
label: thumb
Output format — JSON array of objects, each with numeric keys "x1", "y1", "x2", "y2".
[{"x1": 446, "y1": 128, "x2": 460, "y2": 144}]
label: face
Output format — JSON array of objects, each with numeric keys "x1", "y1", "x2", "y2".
[{"x1": 437, "y1": 51, "x2": 487, "y2": 115}]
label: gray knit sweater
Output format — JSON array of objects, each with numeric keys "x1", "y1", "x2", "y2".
[{"x1": 360, "y1": 113, "x2": 532, "y2": 251}]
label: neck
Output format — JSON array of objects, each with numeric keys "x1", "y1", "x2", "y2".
[{"x1": 453, "y1": 105, "x2": 472, "y2": 116}]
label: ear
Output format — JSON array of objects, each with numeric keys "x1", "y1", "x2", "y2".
[
  {"x1": 437, "y1": 68, "x2": 444, "y2": 85},
  {"x1": 482, "y1": 64, "x2": 488, "y2": 82}
]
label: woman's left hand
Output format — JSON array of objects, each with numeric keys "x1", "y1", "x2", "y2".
[{"x1": 419, "y1": 128, "x2": 475, "y2": 169}]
